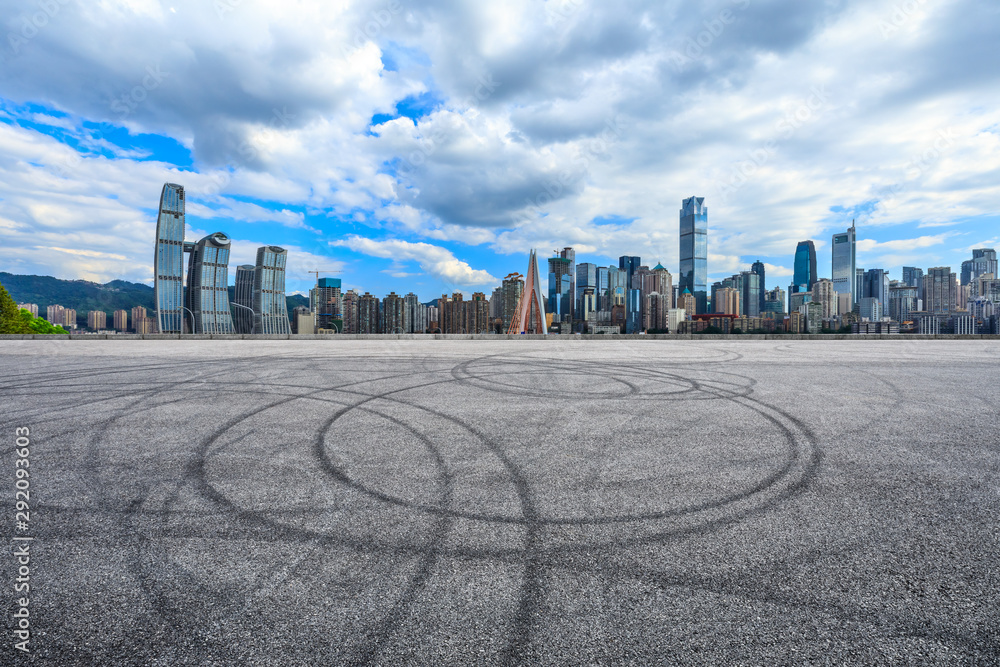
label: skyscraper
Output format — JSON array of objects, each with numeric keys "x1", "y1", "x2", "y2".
[
  {"x1": 560, "y1": 247, "x2": 576, "y2": 321},
  {"x1": 233, "y1": 265, "x2": 255, "y2": 334},
  {"x1": 741, "y1": 270, "x2": 762, "y2": 318},
  {"x1": 751, "y1": 260, "x2": 766, "y2": 315},
  {"x1": 793, "y1": 241, "x2": 817, "y2": 293},
  {"x1": 404, "y1": 292, "x2": 427, "y2": 333},
  {"x1": 501, "y1": 273, "x2": 524, "y2": 333},
  {"x1": 902, "y1": 266, "x2": 923, "y2": 289},
  {"x1": 358, "y1": 293, "x2": 380, "y2": 333},
  {"x1": 547, "y1": 254, "x2": 573, "y2": 324},
  {"x1": 679, "y1": 196, "x2": 708, "y2": 314},
  {"x1": 253, "y1": 246, "x2": 291, "y2": 335},
  {"x1": 185, "y1": 232, "x2": 235, "y2": 334},
  {"x1": 812, "y1": 278, "x2": 837, "y2": 319},
  {"x1": 923, "y1": 267, "x2": 957, "y2": 314},
  {"x1": 113, "y1": 309, "x2": 128, "y2": 332},
  {"x1": 619, "y1": 256, "x2": 641, "y2": 293},
  {"x1": 509, "y1": 250, "x2": 547, "y2": 334},
  {"x1": 154, "y1": 183, "x2": 187, "y2": 334},
  {"x1": 862, "y1": 269, "x2": 890, "y2": 318},
  {"x1": 961, "y1": 248, "x2": 998, "y2": 286},
  {"x1": 310, "y1": 277, "x2": 342, "y2": 332},
  {"x1": 832, "y1": 221, "x2": 857, "y2": 306},
  {"x1": 576, "y1": 262, "x2": 598, "y2": 317},
  {"x1": 382, "y1": 292, "x2": 406, "y2": 333}
]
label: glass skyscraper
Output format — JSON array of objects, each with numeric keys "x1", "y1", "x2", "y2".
[
  {"x1": 902, "y1": 266, "x2": 923, "y2": 289},
  {"x1": 547, "y1": 255, "x2": 573, "y2": 323},
  {"x1": 619, "y1": 256, "x2": 641, "y2": 291},
  {"x1": 253, "y1": 246, "x2": 292, "y2": 335},
  {"x1": 832, "y1": 221, "x2": 857, "y2": 305},
  {"x1": 185, "y1": 232, "x2": 235, "y2": 334},
  {"x1": 751, "y1": 260, "x2": 766, "y2": 315},
  {"x1": 576, "y1": 262, "x2": 598, "y2": 316},
  {"x1": 792, "y1": 241, "x2": 817, "y2": 293},
  {"x1": 233, "y1": 265, "x2": 255, "y2": 334},
  {"x1": 154, "y1": 183, "x2": 186, "y2": 334},
  {"x1": 679, "y1": 197, "x2": 708, "y2": 314}
]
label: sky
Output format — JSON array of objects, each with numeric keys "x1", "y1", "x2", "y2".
[{"x1": 1, "y1": 0, "x2": 998, "y2": 300}]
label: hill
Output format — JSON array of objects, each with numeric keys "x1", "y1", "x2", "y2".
[{"x1": 1, "y1": 272, "x2": 307, "y2": 327}]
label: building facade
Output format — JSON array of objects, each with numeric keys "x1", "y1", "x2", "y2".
[
  {"x1": 923, "y1": 267, "x2": 957, "y2": 314},
  {"x1": 679, "y1": 196, "x2": 708, "y2": 314},
  {"x1": 233, "y1": 265, "x2": 256, "y2": 334},
  {"x1": 185, "y1": 232, "x2": 235, "y2": 334},
  {"x1": 792, "y1": 241, "x2": 817, "y2": 294},
  {"x1": 252, "y1": 246, "x2": 291, "y2": 335},
  {"x1": 154, "y1": 183, "x2": 187, "y2": 334},
  {"x1": 832, "y1": 221, "x2": 857, "y2": 306}
]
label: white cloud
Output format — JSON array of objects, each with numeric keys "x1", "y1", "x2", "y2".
[{"x1": 332, "y1": 236, "x2": 497, "y2": 286}]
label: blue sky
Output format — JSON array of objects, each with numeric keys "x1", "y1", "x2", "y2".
[{"x1": 1, "y1": 0, "x2": 998, "y2": 300}]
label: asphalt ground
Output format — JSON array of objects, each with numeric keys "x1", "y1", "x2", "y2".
[{"x1": 1, "y1": 339, "x2": 998, "y2": 665}]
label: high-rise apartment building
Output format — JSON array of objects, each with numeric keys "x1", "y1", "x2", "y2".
[
  {"x1": 812, "y1": 278, "x2": 837, "y2": 319},
  {"x1": 46, "y1": 304, "x2": 64, "y2": 324},
  {"x1": 889, "y1": 283, "x2": 920, "y2": 323},
  {"x1": 501, "y1": 273, "x2": 524, "y2": 333},
  {"x1": 715, "y1": 287, "x2": 740, "y2": 315},
  {"x1": 923, "y1": 267, "x2": 958, "y2": 314},
  {"x1": 679, "y1": 197, "x2": 708, "y2": 314},
  {"x1": 233, "y1": 265, "x2": 255, "y2": 334},
  {"x1": 465, "y1": 292, "x2": 491, "y2": 333},
  {"x1": 87, "y1": 310, "x2": 107, "y2": 331},
  {"x1": 358, "y1": 293, "x2": 380, "y2": 333},
  {"x1": 185, "y1": 232, "x2": 235, "y2": 334},
  {"x1": 832, "y1": 221, "x2": 857, "y2": 305},
  {"x1": 792, "y1": 241, "x2": 817, "y2": 294},
  {"x1": 61, "y1": 309, "x2": 77, "y2": 329},
  {"x1": 404, "y1": 292, "x2": 427, "y2": 333},
  {"x1": 113, "y1": 309, "x2": 128, "y2": 332},
  {"x1": 311, "y1": 277, "x2": 342, "y2": 332},
  {"x1": 382, "y1": 292, "x2": 406, "y2": 333},
  {"x1": 154, "y1": 183, "x2": 187, "y2": 334},
  {"x1": 644, "y1": 292, "x2": 670, "y2": 331},
  {"x1": 252, "y1": 246, "x2": 291, "y2": 335},
  {"x1": 342, "y1": 290, "x2": 360, "y2": 334},
  {"x1": 17, "y1": 303, "x2": 38, "y2": 318}
]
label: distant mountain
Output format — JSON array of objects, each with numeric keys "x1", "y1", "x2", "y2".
[{"x1": 1, "y1": 272, "x2": 308, "y2": 326}]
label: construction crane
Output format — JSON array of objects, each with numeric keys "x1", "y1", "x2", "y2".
[{"x1": 308, "y1": 269, "x2": 342, "y2": 285}]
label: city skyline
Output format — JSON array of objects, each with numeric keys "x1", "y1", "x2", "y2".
[{"x1": 1, "y1": 1, "x2": 997, "y2": 300}]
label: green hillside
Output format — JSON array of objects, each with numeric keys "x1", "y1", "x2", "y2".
[{"x1": 3, "y1": 272, "x2": 308, "y2": 328}]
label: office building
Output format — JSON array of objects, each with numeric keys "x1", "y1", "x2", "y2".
[
  {"x1": 607, "y1": 266, "x2": 627, "y2": 309},
  {"x1": 185, "y1": 232, "x2": 235, "y2": 334},
  {"x1": 889, "y1": 283, "x2": 920, "y2": 323},
  {"x1": 626, "y1": 289, "x2": 643, "y2": 333},
  {"x1": 763, "y1": 287, "x2": 785, "y2": 315},
  {"x1": 861, "y1": 269, "x2": 890, "y2": 317},
  {"x1": 923, "y1": 267, "x2": 957, "y2": 314},
  {"x1": 679, "y1": 196, "x2": 708, "y2": 314},
  {"x1": 559, "y1": 247, "x2": 576, "y2": 321},
  {"x1": 233, "y1": 265, "x2": 255, "y2": 334},
  {"x1": 252, "y1": 246, "x2": 291, "y2": 335},
  {"x1": 619, "y1": 256, "x2": 641, "y2": 294},
  {"x1": 576, "y1": 262, "x2": 597, "y2": 319},
  {"x1": 87, "y1": 310, "x2": 107, "y2": 331},
  {"x1": 113, "y1": 309, "x2": 128, "y2": 332},
  {"x1": 832, "y1": 221, "x2": 857, "y2": 305},
  {"x1": 859, "y1": 297, "x2": 883, "y2": 322},
  {"x1": 154, "y1": 183, "x2": 187, "y2": 334},
  {"x1": 548, "y1": 254, "x2": 573, "y2": 323},
  {"x1": 741, "y1": 270, "x2": 762, "y2": 317},
  {"x1": 961, "y1": 249, "x2": 998, "y2": 286},
  {"x1": 793, "y1": 241, "x2": 818, "y2": 294},
  {"x1": 902, "y1": 266, "x2": 923, "y2": 289},
  {"x1": 751, "y1": 260, "x2": 766, "y2": 315}
]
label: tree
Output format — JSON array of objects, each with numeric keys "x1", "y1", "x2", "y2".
[
  {"x1": 0, "y1": 281, "x2": 31, "y2": 334},
  {"x1": 21, "y1": 310, "x2": 67, "y2": 334}
]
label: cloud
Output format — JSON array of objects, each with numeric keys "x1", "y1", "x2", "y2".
[{"x1": 332, "y1": 236, "x2": 497, "y2": 285}]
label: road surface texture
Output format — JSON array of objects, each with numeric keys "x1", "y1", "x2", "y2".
[{"x1": 1, "y1": 339, "x2": 998, "y2": 665}]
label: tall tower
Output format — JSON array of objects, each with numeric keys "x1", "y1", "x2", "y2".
[
  {"x1": 185, "y1": 232, "x2": 235, "y2": 334},
  {"x1": 618, "y1": 256, "x2": 641, "y2": 292},
  {"x1": 154, "y1": 183, "x2": 186, "y2": 334},
  {"x1": 832, "y1": 221, "x2": 857, "y2": 306},
  {"x1": 679, "y1": 196, "x2": 708, "y2": 314},
  {"x1": 508, "y1": 250, "x2": 547, "y2": 334},
  {"x1": 233, "y1": 265, "x2": 255, "y2": 334},
  {"x1": 253, "y1": 246, "x2": 292, "y2": 335},
  {"x1": 751, "y1": 260, "x2": 766, "y2": 315},
  {"x1": 560, "y1": 247, "x2": 576, "y2": 321},
  {"x1": 793, "y1": 241, "x2": 817, "y2": 293},
  {"x1": 547, "y1": 254, "x2": 573, "y2": 324}
]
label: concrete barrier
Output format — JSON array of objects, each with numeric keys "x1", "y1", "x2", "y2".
[{"x1": 1, "y1": 333, "x2": 998, "y2": 341}]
